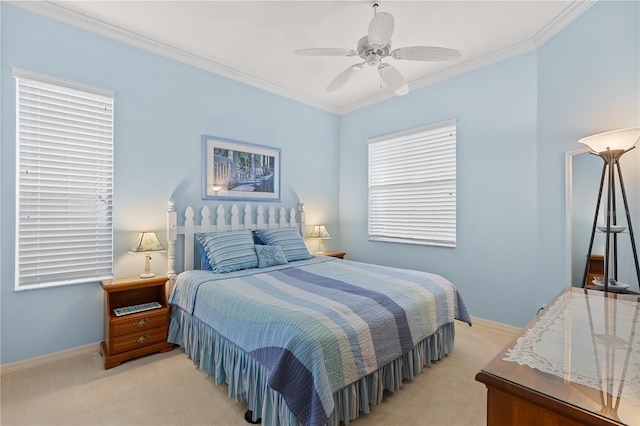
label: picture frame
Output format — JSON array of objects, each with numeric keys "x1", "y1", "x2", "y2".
[{"x1": 202, "y1": 135, "x2": 281, "y2": 201}]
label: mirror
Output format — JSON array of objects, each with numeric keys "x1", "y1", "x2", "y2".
[{"x1": 566, "y1": 146, "x2": 640, "y2": 289}]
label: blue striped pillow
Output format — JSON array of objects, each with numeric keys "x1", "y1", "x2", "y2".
[
  {"x1": 197, "y1": 242, "x2": 213, "y2": 271},
  {"x1": 255, "y1": 227, "x2": 312, "y2": 262},
  {"x1": 195, "y1": 230, "x2": 258, "y2": 273}
]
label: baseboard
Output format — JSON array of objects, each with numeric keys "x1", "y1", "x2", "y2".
[
  {"x1": 1, "y1": 319, "x2": 516, "y2": 375},
  {"x1": 0, "y1": 342, "x2": 100, "y2": 376},
  {"x1": 470, "y1": 316, "x2": 521, "y2": 335}
]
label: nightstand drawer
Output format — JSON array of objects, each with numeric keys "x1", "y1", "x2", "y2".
[
  {"x1": 111, "y1": 326, "x2": 168, "y2": 354},
  {"x1": 111, "y1": 308, "x2": 169, "y2": 336}
]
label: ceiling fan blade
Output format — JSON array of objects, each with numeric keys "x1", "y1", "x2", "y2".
[
  {"x1": 368, "y1": 12, "x2": 394, "y2": 46},
  {"x1": 391, "y1": 46, "x2": 462, "y2": 61},
  {"x1": 295, "y1": 48, "x2": 357, "y2": 57},
  {"x1": 378, "y1": 63, "x2": 409, "y2": 95},
  {"x1": 326, "y1": 63, "x2": 363, "y2": 92}
]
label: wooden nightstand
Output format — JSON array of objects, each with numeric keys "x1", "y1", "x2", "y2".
[
  {"x1": 323, "y1": 252, "x2": 346, "y2": 259},
  {"x1": 100, "y1": 275, "x2": 173, "y2": 369}
]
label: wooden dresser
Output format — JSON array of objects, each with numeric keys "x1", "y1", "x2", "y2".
[
  {"x1": 100, "y1": 276, "x2": 174, "y2": 369},
  {"x1": 476, "y1": 288, "x2": 639, "y2": 425}
]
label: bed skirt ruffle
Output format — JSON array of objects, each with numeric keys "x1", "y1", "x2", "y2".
[{"x1": 168, "y1": 307, "x2": 455, "y2": 426}]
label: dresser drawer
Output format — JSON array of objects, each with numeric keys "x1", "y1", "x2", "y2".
[
  {"x1": 110, "y1": 326, "x2": 168, "y2": 354},
  {"x1": 110, "y1": 308, "x2": 169, "y2": 336}
]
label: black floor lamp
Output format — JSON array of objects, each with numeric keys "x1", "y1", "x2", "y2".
[{"x1": 579, "y1": 128, "x2": 640, "y2": 292}]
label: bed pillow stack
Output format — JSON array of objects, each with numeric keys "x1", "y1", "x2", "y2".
[
  {"x1": 196, "y1": 230, "x2": 258, "y2": 273},
  {"x1": 255, "y1": 227, "x2": 312, "y2": 262}
]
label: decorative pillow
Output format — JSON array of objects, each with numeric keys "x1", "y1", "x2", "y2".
[
  {"x1": 255, "y1": 227, "x2": 312, "y2": 262},
  {"x1": 255, "y1": 244, "x2": 288, "y2": 268},
  {"x1": 195, "y1": 230, "x2": 258, "y2": 273},
  {"x1": 197, "y1": 242, "x2": 213, "y2": 271}
]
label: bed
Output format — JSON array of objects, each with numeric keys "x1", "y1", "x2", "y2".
[{"x1": 165, "y1": 200, "x2": 471, "y2": 426}]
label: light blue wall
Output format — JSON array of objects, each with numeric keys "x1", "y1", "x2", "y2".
[
  {"x1": 339, "y1": 53, "x2": 540, "y2": 326},
  {"x1": 536, "y1": 0, "x2": 639, "y2": 308},
  {"x1": 340, "y1": 0, "x2": 639, "y2": 327},
  {"x1": 0, "y1": 4, "x2": 340, "y2": 364}
]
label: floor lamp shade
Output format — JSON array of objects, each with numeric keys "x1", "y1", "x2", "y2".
[
  {"x1": 579, "y1": 128, "x2": 640, "y2": 292},
  {"x1": 129, "y1": 232, "x2": 166, "y2": 278},
  {"x1": 579, "y1": 127, "x2": 640, "y2": 153}
]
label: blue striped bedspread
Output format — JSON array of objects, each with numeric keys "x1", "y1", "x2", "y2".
[{"x1": 169, "y1": 256, "x2": 471, "y2": 426}]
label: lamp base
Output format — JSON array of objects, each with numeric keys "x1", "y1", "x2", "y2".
[
  {"x1": 139, "y1": 272, "x2": 156, "y2": 279},
  {"x1": 139, "y1": 253, "x2": 155, "y2": 279}
]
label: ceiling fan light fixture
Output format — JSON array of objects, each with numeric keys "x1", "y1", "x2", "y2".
[{"x1": 366, "y1": 52, "x2": 381, "y2": 66}]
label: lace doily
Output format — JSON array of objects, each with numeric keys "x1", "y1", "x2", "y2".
[{"x1": 504, "y1": 290, "x2": 640, "y2": 405}]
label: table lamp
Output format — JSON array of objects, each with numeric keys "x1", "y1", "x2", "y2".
[
  {"x1": 308, "y1": 225, "x2": 331, "y2": 255},
  {"x1": 129, "y1": 232, "x2": 166, "y2": 278}
]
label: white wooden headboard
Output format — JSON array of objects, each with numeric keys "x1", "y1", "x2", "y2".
[{"x1": 166, "y1": 199, "x2": 305, "y2": 288}]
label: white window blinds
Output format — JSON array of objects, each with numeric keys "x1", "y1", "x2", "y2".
[
  {"x1": 14, "y1": 69, "x2": 114, "y2": 289},
  {"x1": 368, "y1": 119, "x2": 456, "y2": 247}
]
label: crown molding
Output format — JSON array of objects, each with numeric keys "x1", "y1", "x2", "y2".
[
  {"x1": 532, "y1": 0, "x2": 597, "y2": 48},
  {"x1": 338, "y1": 1, "x2": 595, "y2": 115},
  {"x1": 6, "y1": 1, "x2": 341, "y2": 114},
  {"x1": 8, "y1": 0, "x2": 594, "y2": 116},
  {"x1": 338, "y1": 38, "x2": 539, "y2": 115}
]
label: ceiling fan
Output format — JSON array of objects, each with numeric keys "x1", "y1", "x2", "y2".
[{"x1": 295, "y1": 2, "x2": 461, "y2": 96}]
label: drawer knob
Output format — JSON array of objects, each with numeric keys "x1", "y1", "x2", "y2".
[
  {"x1": 132, "y1": 318, "x2": 150, "y2": 327},
  {"x1": 133, "y1": 334, "x2": 150, "y2": 344}
]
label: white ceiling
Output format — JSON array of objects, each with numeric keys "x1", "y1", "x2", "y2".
[{"x1": 15, "y1": 1, "x2": 593, "y2": 113}]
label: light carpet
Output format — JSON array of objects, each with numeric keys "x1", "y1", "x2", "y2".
[{"x1": 1, "y1": 320, "x2": 517, "y2": 426}]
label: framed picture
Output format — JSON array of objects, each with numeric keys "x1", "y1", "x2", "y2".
[{"x1": 202, "y1": 135, "x2": 281, "y2": 201}]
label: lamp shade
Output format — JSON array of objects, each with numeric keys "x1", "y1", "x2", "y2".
[
  {"x1": 129, "y1": 232, "x2": 165, "y2": 253},
  {"x1": 579, "y1": 127, "x2": 640, "y2": 153},
  {"x1": 308, "y1": 225, "x2": 331, "y2": 240}
]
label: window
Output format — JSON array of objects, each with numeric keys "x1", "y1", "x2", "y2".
[
  {"x1": 368, "y1": 119, "x2": 456, "y2": 247},
  {"x1": 14, "y1": 68, "x2": 114, "y2": 290}
]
